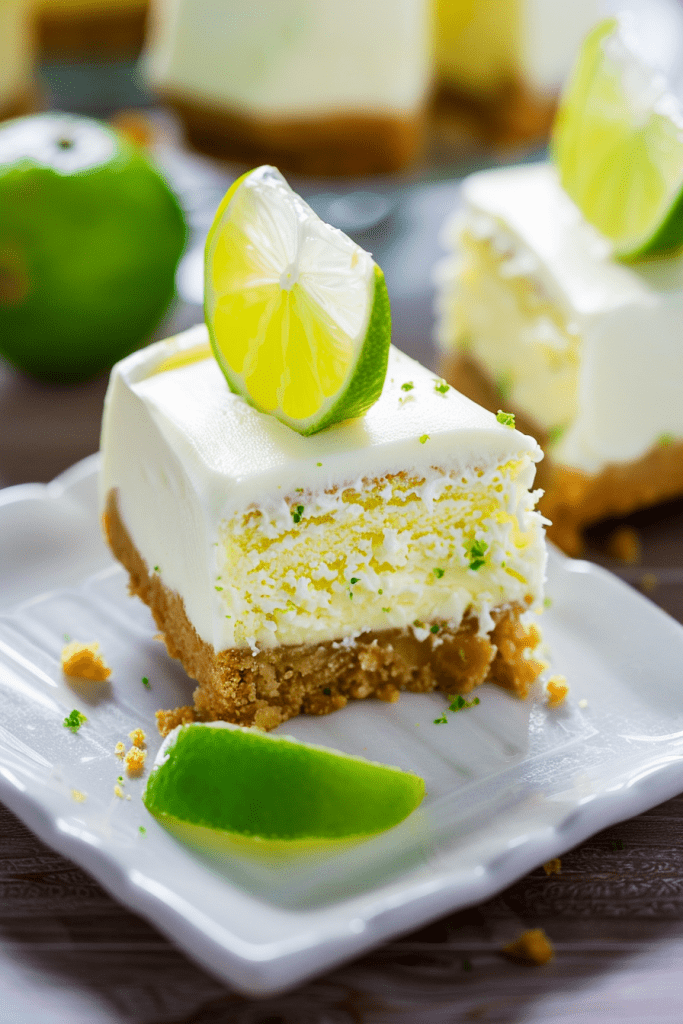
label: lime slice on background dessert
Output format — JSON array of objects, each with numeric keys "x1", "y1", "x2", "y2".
[
  {"x1": 552, "y1": 16, "x2": 683, "y2": 258},
  {"x1": 143, "y1": 722, "x2": 425, "y2": 849},
  {"x1": 204, "y1": 165, "x2": 391, "y2": 435},
  {"x1": 0, "y1": 113, "x2": 186, "y2": 382}
]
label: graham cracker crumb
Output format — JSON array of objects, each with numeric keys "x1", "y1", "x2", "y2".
[
  {"x1": 71, "y1": 789, "x2": 87, "y2": 803},
  {"x1": 128, "y1": 728, "x2": 146, "y2": 748},
  {"x1": 125, "y1": 746, "x2": 146, "y2": 777},
  {"x1": 543, "y1": 858, "x2": 561, "y2": 876},
  {"x1": 156, "y1": 706, "x2": 196, "y2": 737},
  {"x1": 546, "y1": 676, "x2": 568, "y2": 707},
  {"x1": 114, "y1": 784, "x2": 124, "y2": 798},
  {"x1": 641, "y1": 572, "x2": 658, "y2": 594},
  {"x1": 61, "y1": 640, "x2": 111, "y2": 681},
  {"x1": 607, "y1": 526, "x2": 641, "y2": 564},
  {"x1": 114, "y1": 741, "x2": 126, "y2": 759},
  {"x1": 502, "y1": 928, "x2": 554, "y2": 965}
]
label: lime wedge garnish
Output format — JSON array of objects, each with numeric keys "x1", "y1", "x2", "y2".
[
  {"x1": 143, "y1": 723, "x2": 425, "y2": 848},
  {"x1": 552, "y1": 16, "x2": 683, "y2": 258},
  {"x1": 204, "y1": 165, "x2": 391, "y2": 435}
]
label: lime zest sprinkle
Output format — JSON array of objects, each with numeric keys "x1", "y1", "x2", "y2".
[
  {"x1": 291, "y1": 505, "x2": 305, "y2": 524},
  {"x1": 142, "y1": 676, "x2": 150, "y2": 688},
  {"x1": 433, "y1": 567, "x2": 445, "y2": 579},
  {"x1": 459, "y1": 648, "x2": 466, "y2": 661},
  {"x1": 316, "y1": 461, "x2": 322, "y2": 466},
  {"x1": 215, "y1": 586, "x2": 223, "y2": 591},
  {"x1": 63, "y1": 709, "x2": 87, "y2": 733},
  {"x1": 467, "y1": 539, "x2": 488, "y2": 571},
  {"x1": 153, "y1": 565, "x2": 160, "y2": 572},
  {"x1": 378, "y1": 588, "x2": 383, "y2": 595},
  {"x1": 401, "y1": 381, "x2": 414, "y2": 391},
  {"x1": 448, "y1": 694, "x2": 481, "y2": 712},
  {"x1": 658, "y1": 432, "x2": 674, "y2": 447},
  {"x1": 350, "y1": 577, "x2": 360, "y2": 585},
  {"x1": 434, "y1": 380, "x2": 449, "y2": 394},
  {"x1": 496, "y1": 410, "x2": 515, "y2": 428},
  {"x1": 382, "y1": 607, "x2": 391, "y2": 613},
  {"x1": 543, "y1": 597, "x2": 553, "y2": 608},
  {"x1": 433, "y1": 713, "x2": 448, "y2": 724},
  {"x1": 419, "y1": 434, "x2": 429, "y2": 444},
  {"x1": 139, "y1": 826, "x2": 146, "y2": 835},
  {"x1": 430, "y1": 624, "x2": 440, "y2": 634}
]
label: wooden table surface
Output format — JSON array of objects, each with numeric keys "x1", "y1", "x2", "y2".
[{"x1": 2, "y1": 110, "x2": 683, "y2": 1024}]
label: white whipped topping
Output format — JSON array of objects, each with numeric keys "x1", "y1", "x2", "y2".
[{"x1": 436, "y1": 162, "x2": 683, "y2": 474}]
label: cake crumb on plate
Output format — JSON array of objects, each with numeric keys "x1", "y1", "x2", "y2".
[
  {"x1": 61, "y1": 640, "x2": 111, "y2": 681},
  {"x1": 546, "y1": 676, "x2": 568, "y2": 707},
  {"x1": 125, "y1": 746, "x2": 146, "y2": 776},
  {"x1": 128, "y1": 728, "x2": 146, "y2": 748},
  {"x1": 543, "y1": 858, "x2": 561, "y2": 875},
  {"x1": 502, "y1": 928, "x2": 554, "y2": 965}
]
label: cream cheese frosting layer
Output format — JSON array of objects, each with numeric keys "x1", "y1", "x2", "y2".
[
  {"x1": 144, "y1": 0, "x2": 432, "y2": 118},
  {"x1": 101, "y1": 325, "x2": 545, "y2": 652},
  {"x1": 436, "y1": 162, "x2": 683, "y2": 474}
]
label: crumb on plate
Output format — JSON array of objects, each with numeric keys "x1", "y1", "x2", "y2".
[
  {"x1": 61, "y1": 640, "x2": 111, "y2": 681},
  {"x1": 543, "y1": 858, "x2": 561, "y2": 876},
  {"x1": 607, "y1": 526, "x2": 641, "y2": 564},
  {"x1": 71, "y1": 789, "x2": 87, "y2": 803},
  {"x1": 114, "y1": 741, "x2": 126, "y2": 759},
  {"x1": 546, "y1": 676, "x2": 568, "y2": 707},
  {"x1": 125, "y1": 746, "x2": 147, "y2": 776},
  {"x1": 502, "y1": 928, "x2": 554, "y2": 965},
  {"x1": 128, "y1": 727, "x2": 146, "y2": 748},
  {"x1": 114, "y1": 784, "x2": 124, "y2": 798}
]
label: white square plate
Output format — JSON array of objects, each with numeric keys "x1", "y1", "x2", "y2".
[{"x1": 2, "y1": 456, "x2": 683, "y2": 997}]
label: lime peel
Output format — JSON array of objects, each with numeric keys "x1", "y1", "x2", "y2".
[
  {"x1": 552, "y1": 16, "x2": 683, "y2": 259},
  {"x1": 204, "y1": 165, "x2": 391, "y2": 435},
  {"x1": 143, "y1": 722, "x2": 425, "y2": 848}
]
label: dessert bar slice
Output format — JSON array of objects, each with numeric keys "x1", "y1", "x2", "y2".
[{"x1": 101, "y1": 324, "x2": 547, "y2": 731}]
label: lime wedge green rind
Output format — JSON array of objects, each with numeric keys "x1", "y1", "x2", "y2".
[
  {"x1": 296, "y1": 265, "x2": 391, "y2": 435},
  {"x1": 143, "y1": 724, "x2": 425, "y2": 845},
  {"x1": 552, "y1": 16, "x2": 683, "y2": 259}
]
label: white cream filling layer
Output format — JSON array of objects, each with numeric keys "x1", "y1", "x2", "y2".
[
  {"x1": 100, "y1": 326, "x2": 545, "y2": 653},
  {"x1": 435, "y1": 162, "x2": 683, "y2": 475},
  {"x1": 144, "y1": 0, "x2": 432, "y2": 117}
]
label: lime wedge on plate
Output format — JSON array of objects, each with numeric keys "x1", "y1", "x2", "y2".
[
  {"x1": 204, "y1": 165, "x2": 391, "y2": 435},
  {"x1": 143, "y1": 722, "x2": 425, "y2": 851},
  {"x1": 553, "y1": 16, "x2": 683, "y2": 258}
]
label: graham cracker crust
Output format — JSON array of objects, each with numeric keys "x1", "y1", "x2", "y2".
[
  {"x1": 433, "y1": 79, "x2": 556, "y2": 147},
  {"x1": 103, "y1": 489, "x2": 544, "y2": 733},
  {"x1": 442, "y1": 350, "x2": 683, "y2": 557},
  {"x1": 156, "y1": 91, "x2": 424, "y2": 176}
]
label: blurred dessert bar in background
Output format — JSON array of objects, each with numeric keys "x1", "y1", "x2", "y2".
[
  {"x1": 34, "y1": 0, "x2": 148, "y2": 55},
  {"x1": 435, "y1": 161, "x2": 683, "y2": 555},
  {"x1": 434, "y1": 0, "x2": 599, "y2": 142},
  {"x1": 0, "y1": 0, "x2": 35, "y2": 121},
  {"x1": 142, "y1": 0, "x2": 433, "y2": 175}
]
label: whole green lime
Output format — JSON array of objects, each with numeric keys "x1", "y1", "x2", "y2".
[{"x1": 0, "y1": 113, "x2": 186, "y2": 382}]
